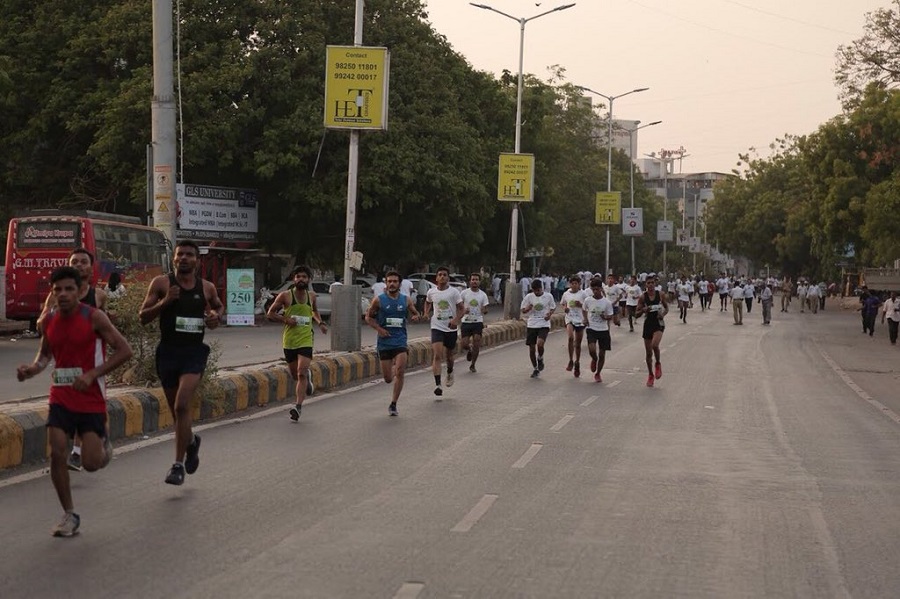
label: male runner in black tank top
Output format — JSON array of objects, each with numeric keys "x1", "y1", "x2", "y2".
[
  {"x1": 140, "y1": 240, "x2": 223, "y2": 486},
  {"x1": 635, "y1": 276, "x2": 668, "y2": 388},
  {"x1": 37, "y1": 248, "x2": 109, "y2": 471}
]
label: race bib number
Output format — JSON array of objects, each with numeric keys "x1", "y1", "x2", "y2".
[
  {"x1": 569, "y1": 310, "x2": 583, "y2": 324},
  {"x1": 175, "y1": 316, "x2": 205, "y2": 333},
  {"x1": 293, "y1": 315, "x2": 312, "y2": 326},
  {"x1": 589, "y1": 310, "x2": 604, "y2": 324},
  {"x1": 385, "y1": 317, "x2": 404, "y2": 328},
  {"x1": 51, "y1": 367, "x2": 83, "y2": 387}
]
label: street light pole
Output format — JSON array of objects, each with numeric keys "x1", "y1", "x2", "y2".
[
  {"x1": 471, "y1": 2, "x2": 575, "y2": 318},
  {"x1": 623, "y1": 120, "x2": 661, "y2": 276},
  {"x1": 576, "y1": 85, "x2": 649, "y2": 277}
]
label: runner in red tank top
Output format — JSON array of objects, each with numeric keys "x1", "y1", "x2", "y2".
[{"x1": 17, "y1": 266, "x2": 133, "y2": 537}]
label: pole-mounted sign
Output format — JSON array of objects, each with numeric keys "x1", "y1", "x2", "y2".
[{"x1": 324, "y1": 45, "x2": 390, "y2": 130}]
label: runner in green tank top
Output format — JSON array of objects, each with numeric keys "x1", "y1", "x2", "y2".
[{"x1": 267, "y1": 265, "x2": 327, "y2": 422}]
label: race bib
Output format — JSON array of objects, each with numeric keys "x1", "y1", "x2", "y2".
[
  {"x1": 175, "y1": 316, "x2": 205, "y2": 333},
  {"x1": 589, "y1": 310, "x2": 604, "y2": 324},
  {"x1": 569, "y1": 310, "x2": 583, "y2": 324},
  {"x1": 437, "y1": 308, "x2": 452, "y2": 321},
  {"x1": 292, "y1": 315, "x2": 312, "y2": 326},
  {"x1": 51, "y1": 367, "x2": 83, "y2": 387},
  {"x1": 385, "y1": 317, "x2": 404, "y2": 328}
]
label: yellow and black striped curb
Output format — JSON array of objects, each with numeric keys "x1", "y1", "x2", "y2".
[{"x1": 0, "y1": 316, "x2": 564, "y2": 469}]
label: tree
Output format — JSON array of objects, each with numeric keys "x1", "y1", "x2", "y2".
[{"x1": 836, "y1": 1, "x2": 900, "y2": 106}]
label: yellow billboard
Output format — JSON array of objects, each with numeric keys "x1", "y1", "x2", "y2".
[
  {"x1": 324, "y1": 46, "x2": 390, "y2": 130},
  {"x1": 595, "y1": 192, "x2": 622, "y2": 224},
  {"x1": 497, "y1": 153, "x2": 535, "y2": 202}
]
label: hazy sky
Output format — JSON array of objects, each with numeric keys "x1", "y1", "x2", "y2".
[{"x1": 423, "y1": 0, "x2": 890, "y2": 174}]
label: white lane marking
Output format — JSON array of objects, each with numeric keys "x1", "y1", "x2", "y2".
[
  {"x1": 580, "y1": 396, "x2": 599, "y2": 407},
  {"x1": 451, "y1": 494, "x2": 499, "y2": 532},
  {"x1": 512, "y1": 442, "x2": 543, "y2": 469},
  {"x1": 393, "y1": 582, "x2": 425, "y2": 599},
  {"x1": 606, "y1": 380, "x2": 621, "y2": 388},
  {"x1": 820, "y1": 350, "x2": 900, "y2": 425},
  {"x1": 550, "y1": 413, "x2": 575, "y2": 432},
  {"x1": 660, "y1": 348, "x2": 667, "y2": 355}
]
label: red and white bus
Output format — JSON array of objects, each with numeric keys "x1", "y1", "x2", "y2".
[{"x1": 5, "y1": 210, "x2": 171, "y2": 323}]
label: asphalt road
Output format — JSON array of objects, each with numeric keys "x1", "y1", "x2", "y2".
[
  {"x1": 0, "y1": 306, "x2": 508, "y2": 403},
  {"x1": 2, "y1": 299, "x2": 900, "y2": 597}
]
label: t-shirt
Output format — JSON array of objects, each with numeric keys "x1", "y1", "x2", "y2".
[
  {"x1": 371, "y1": 282, "x2": 386, "y2": 297},
  {"x1": 625, "y1": 284, "x2": 642, "y2": 306},
  {"x1": 883, "y1": 298, "x2": 900, "y2": 321},
  {"x1": 561, "y1": 289, "x2": 587, "y2": 326},
  {"x1": 460, "y1": 288, "x2": 489, "y2": 323},
  {"x1": 604, "y1": 284, "x2": 620, "y2": 304},
  {"x1": 427, "y1": 286, "x2": 462, "y2": 332},
  {"x1": 698, "y1": 280, "x2": 709, "y2": 294},
  {"x1": 716, "y1": 278, "x2": 730, "y2": 294},
  {"x1": 730, "y1": 286, "x2": 745, "y2": 300},
  {"x1": 677, "y1": 283, "x2": 691, "y2": 302},
  {"x1": 584, "y1": 296, "x2": 614, "y2": 332},
  {"x1": 521, "y1": 292, "x2": 556, "y2": 329}
]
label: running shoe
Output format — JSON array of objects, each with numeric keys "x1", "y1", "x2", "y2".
[
  {"x1": 466, "y1": 350, "x2": 472, "y2": 362},
  {"x1": 590, "y1": 357, "x2": 597, "y2": 373},
  {"x1": 185, "y1": 434, "x2": 201, "y2": 475},
  {"x1": 573, "y1": 362, "x2": 581, "y2": 378},
  {"x1": 446, "y1": 370, "x2": 455, "y2": 387},
  {"x1": 165, "y1": 463, "x2": 185, "y2": 486},
  {"x1": 289, "y1": 404, "x2": 301, "y2": 422},
  {"x1": 51, "y1": 512, "x2": 80, "y2": 537},
  {"x1": 646, "y1": 374, "x2": 655, "y2": 388},
  {"x1": 594, "y1": 371, "x2": 602, "y2": 383},
  {"x1": 566, "y1": 360, "x2": 574, "y2": 372},
  {"x1": 101, "y1": 436, "x2": 114, "y2": 469},
  {"x1": 654, "y1": 362, "x2": 662, "y2": 380},
  {"x1": 67, "y1": 451, "x2": 82, "y2": 472},
  {"x1": 469, "y1": 364, "x2": 476, "y2": 373},
  {"x1": 389, "y1": 403, "x2": 399, "y2": 417},
  {"x1": 434, "y1": 385, "x2": 443, "y2": 397},
  {"x1": 537, "y1": 357, "x2": 545, "y2": 371},
  {"x1": 531, "y1": 369, "x2": 540, "y2": 378}
]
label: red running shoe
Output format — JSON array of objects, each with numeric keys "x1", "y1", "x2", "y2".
[
  {"x1": 646, "y1": 374, "x2": 655, "y2": 387},
  {"x1": 594, "y1": 371, "x2": 602, "y2": 383},
  {"x1": 590, "y1": 357, "x2": 597, "y2": 372},
  {"x1": 654, "y1": 362, "x2": 662, "y2": 380},
  {"x1": 565, "y1": 360, "x2": 574, "y2": 372}
]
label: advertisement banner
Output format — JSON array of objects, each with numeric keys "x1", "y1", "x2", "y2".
[
  {"x1": 324, "y1": 46, "x2": 390, "y2": 130},
  {"x1": 689, "y1": 237, "x2": 701, "y2": 253},
  {"x1": 497, "y1": 153, "x2": 535, "y2": 202},
  {"x1": 622, "y1": 208, "x2": 643, "y2": 236},
  {"x1": 595, "y1": 192, "x2": 622, "y2": 225},
  {"x1": 226, "y1": 268, "x2": 255, "y2": 326},
  {"x1": 177, "y1": 184, "x2": 258, "y2": 242},
  {"x1": 657, "y1": 220, "x2": 673, "y2": 242},
  {"x1": 676, "y1": 228, "x2": 690, "y2": 247}
]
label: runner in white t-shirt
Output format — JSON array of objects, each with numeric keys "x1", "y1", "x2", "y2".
[
  {"x1": 423, "y1": 267, "x2": 463, "y2": 398},
  {"x1": 677, "y1": 277, "x2": 692, "y2": 323},
  {"x1": 521, "y1": 279, "x2": 557, "y2": 378},
  {"x1": 561, "y1": 275, "x2": 588, "y2": 377},
  {"x1": 583, "y1": 278, "x2": 614, "y2": 382},
  {"x1": 625, "y1": 276, "x2": 642, "y2": 333},
  {"x1": 604, "y1": 274, "x2": 622, "y2": 327},
  {"x1": 459, "y1": 273, "x2": 490, "y2": 373}
]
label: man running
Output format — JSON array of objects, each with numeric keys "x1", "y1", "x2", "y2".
[
  {"x1": 423, "y1": 267, "x2": 463, "y2": 398},
  {"x1": 460, "y1": 273, "x2": 490, "y2": 373},
  {"x1": 583, "y1": 278, "x2": 614, "y2": 382},
  {"x1": 635, "y1": 276, "x2": 668, "y2": 387},
  {"x1": 561, "y1": 275, "x2": 587, "y2": 377},
  {"x1": 605, "y1": 274, "x2": 622, "y2": 327},
  {"x1": 521, "y1": 279, "x2": 556, "y2": 378},
  {"x1": 38, "y1": 248, "x2": 110, "y2": 471},
  {"x1": 365, "y1": 271, "x2": 421, "y2": 416},
  {"x1": 139, "y1": 240, "x2": 223, "y2": 486},
  {"x1": 716, "y1": 273, "x2": 730, "y2": 312},
  {"x1": 677, "y1": 276, "x2": 691, "y2": 324},
  {"x1": 625, "y1": 276, "x2": 642, "y2": 332},
  {"x1": 266, "y1": 265, "x2": 328, "y2": 422},
  {"x1": 17, "y1": 266, "x2": 132, "y2": 536}
]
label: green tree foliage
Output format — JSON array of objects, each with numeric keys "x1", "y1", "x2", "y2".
[{"x1": 835, "y1": 0, "x2": 900, "y2": 106}]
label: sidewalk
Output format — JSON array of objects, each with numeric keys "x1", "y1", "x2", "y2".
[{"x1": 0, "y1": 320, "x2": 29, "y2": 335}]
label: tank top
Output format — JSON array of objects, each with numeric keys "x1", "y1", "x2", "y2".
[
  {"x1": 643, "y1": 290, "x2": 664, "y2": 327},
  {"x1": 82, "y1": 286, "x2": 97, "y2": 308},
  {"x1": 44, "y1": 304, "x2": 106, "y2": 413},
  {"x1": 282, "y1": 288, "x2": 314, "y2": 349},
  {"x1": 159, "y1": 274, "x2": 207, "y2": 346},
  {"x1": 376, "y1": 292, "x2": 408, "y2": 350}
]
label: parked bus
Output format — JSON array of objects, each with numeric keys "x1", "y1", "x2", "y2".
[{"x1": 5, "y1": 210, "x2": 171, "y2": 323}]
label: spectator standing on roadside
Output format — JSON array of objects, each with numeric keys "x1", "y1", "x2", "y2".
[
  {"x1": 881, "y1": 291, "x2": 900, "y2": 345},
  {"x1": 730, "y1": 282, "x2": 745, "y2": 325}
]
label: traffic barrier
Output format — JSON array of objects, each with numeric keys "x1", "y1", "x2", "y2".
[{"x1": 0, "y1": 316, "x2": 563, "y2": 469}]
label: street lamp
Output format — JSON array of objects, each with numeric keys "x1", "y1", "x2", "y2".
[
  {"x1": 619, "y1": 119, "x2": 661, "y2": 276},
  {"x1": 576, "y1": 85, "x2": 649, "y2": 277},
  {"x1": 471, "y1": 2, "x2": 576, "y2": 318}
]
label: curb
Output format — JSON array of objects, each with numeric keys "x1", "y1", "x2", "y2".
[{"x1": 0, "y1": 316, "x2": 563, "y2": 470}]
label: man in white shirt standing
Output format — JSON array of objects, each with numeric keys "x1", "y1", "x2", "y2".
[
  {"x1": 460, "y1": 273, "x2": 490, "y2": 373},
  {"x1": 730, "y1": 282, "x2": 745, "y2": 325},
  {"x1": 583, "y1": 278, "x2": 614, "y2": 382},
  {"x1": 881, "y1": 291, "x2": 900, "y2": 345},
  {"x1": 423, "y1": 267, "x2": 464, "y2": 398},
  {"x1": 797, "y1": 280, "x2": 808, "y2": 313},
  {"x1": 521, "y1": 279, "x2": 556, "y2": 378},
  {"x1": 760, "y1": 282, "x2": 774, "y2": 325},
  {"x1": 561, "y1": 275, "x2": 587, "y2": 377}
]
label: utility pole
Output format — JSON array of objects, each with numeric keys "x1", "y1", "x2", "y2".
[{"x1": 151, "y1": 0, "x2": 177, "y2": 246}]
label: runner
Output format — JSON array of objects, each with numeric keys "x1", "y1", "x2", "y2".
[
  {"x1": 266, "y1": 265, "x2": 328, "y2": 422},
  {"x1": 365, "y1": 271, "x2": 421, "y2": 416},
  {"x1": 625, "y1": 276, "x2": 642, "y2": 332},
  {"x1": 460, "y1": 273, "x2": 490, "y2": 373},
  {"x1": 677, "y1": 276, "x2": 691, "y2": 324},
  {"x1": 139, "y1": 240, "x2": 223, "y2": 486},
  {"x1": 38, "y1": 248, "x2": 111, "y2": 472},
  {"x1": 716, "y1": 273, "x2": 730, "y2": 312},
  {"x1": 17, "y1": 266, "x2": 132, "y2": 536},
  {"x1": 604, "y1": 274, "x2": 622, "y2": 327},
  {"x1": 697, "y1": 274, "x2": 710, "y2": 311},
  {"x1": 583, "y1": 278, "x2": 614, "y2": 383},
  {"x1": 561, "y1": 275, "x2": 587, "y2": 377},
  {"x1": 423, "y1": 267, "x2": 463, "y2": 398},
  {"x1": 635, "y1": 276, "x2": 668, "y2": 387},
  {"x1": 521, "y1": 279, "x2": 556, "y2": 378}
]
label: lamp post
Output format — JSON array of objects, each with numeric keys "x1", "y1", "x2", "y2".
[
  {"x1": 471, "y1": 2, "x2": 576, "y2": 318},
  {"x1": 620, "y1": 120, "x2": 661, "y2": 276},
  {"x1": 577, "y1": 86, "x2": 649, "y2": 277}
]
